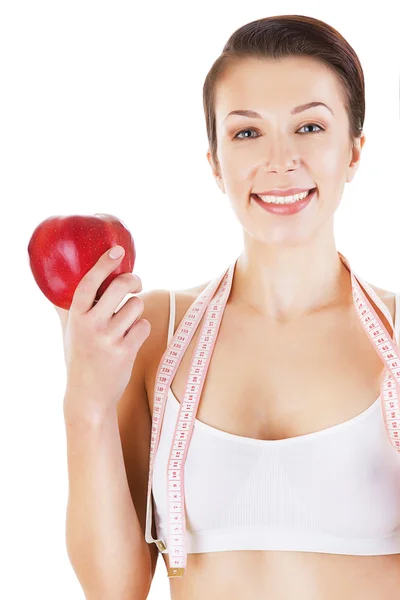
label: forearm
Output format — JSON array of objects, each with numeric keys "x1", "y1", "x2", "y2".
[{"x1": 63, "y1": 404, "x2": 152, "y2": 599}]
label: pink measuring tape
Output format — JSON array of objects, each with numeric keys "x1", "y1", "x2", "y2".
[{"x1": 144, "y1": 251, "x2": 400, "y2": 578}]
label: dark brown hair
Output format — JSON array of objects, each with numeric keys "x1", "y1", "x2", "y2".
[{"x1": 203, "y1": 15, "x2": 365, "y2": 170}]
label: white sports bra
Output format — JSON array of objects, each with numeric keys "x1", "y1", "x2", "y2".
[{"x1": 146, "y1": 290, "x2": 400, "y2": 556}]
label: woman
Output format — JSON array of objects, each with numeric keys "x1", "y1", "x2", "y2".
[
  {"x1": 60, "y1": 14, "x2": 400, "y2": 600},
  {"x1": 142, "y1": 13, "x2": 400, "y2": 600}
]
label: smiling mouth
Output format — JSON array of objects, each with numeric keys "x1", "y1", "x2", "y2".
[{"x1": 252, "y1": 188, "x2": 316, "y2": 204}]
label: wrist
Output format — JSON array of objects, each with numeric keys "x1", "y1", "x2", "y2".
[{"x1": 63, "y1": 392, "x2": 117, "y2": 427}]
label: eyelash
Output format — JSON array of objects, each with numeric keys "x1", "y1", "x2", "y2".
[{"x1": 233, "y1": 123, "x2": 325, "y2": 140}]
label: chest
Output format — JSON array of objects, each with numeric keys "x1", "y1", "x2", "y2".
[{"x1": 148, "y1": 289, "x2": 395, "y2": 442}]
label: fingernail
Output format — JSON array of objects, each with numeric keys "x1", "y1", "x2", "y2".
[{"x1": 109, "y1": 245, "x2": 124, "y2": 259}]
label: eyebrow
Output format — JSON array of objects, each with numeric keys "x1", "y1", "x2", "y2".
[{"x1": 223, "y1": 101, "x2": 334, "y2": 123}]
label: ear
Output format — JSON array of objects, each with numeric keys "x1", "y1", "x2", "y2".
[
  {"x1": 206, "y1": 150, "x2": 226, "y2": 194},
  {"x1": 346, "y1": 132, "x2": 366, "y2": 183}
]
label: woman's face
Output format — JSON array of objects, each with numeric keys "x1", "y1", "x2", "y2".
[{"x1": 207, "y1": 55, "x2": 365, "y2": 247}]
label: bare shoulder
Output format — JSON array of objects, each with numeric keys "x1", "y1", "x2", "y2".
[
  {"x1": 367, "y1": 282, "x2": 396, "y2": 299},
  {"x1": 136, "y1": 279, "x2": 213, "y2": 393},
  {"x1": 137, "y1": 279, "x2": 211, "y2": 343},
  {"x1": 363, "y1": 281, "x2": 397, "y2": 324}
]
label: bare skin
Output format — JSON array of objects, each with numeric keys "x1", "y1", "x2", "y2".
[
  {"x1": 144, "y1": 280, "x2": 400, "y2": 600},
  {"x1": 143, "y1": 54, "x2": 400, "y2": 598}
]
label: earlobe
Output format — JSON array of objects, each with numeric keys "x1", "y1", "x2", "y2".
[
  {"x1": 206, "y1": 149, "x2": 218, "y2": 178},
  {"x1": 346, "y1": 133, "x2": 365, "y2": 183},
  {"x1": 217, "y1": 177, "x2": 225, "y2": 194},
  {"x1": 207, "y1": 149, "x2": 225, "y2": 193}
]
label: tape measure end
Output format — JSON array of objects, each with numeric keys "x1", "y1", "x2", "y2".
[{"x1": 168, "y1": 567, "x2": 185, "y2": 578}]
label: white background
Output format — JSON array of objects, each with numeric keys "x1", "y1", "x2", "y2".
[{"x1": 0, "y1": 1, "x2": 398, "y2": 598}]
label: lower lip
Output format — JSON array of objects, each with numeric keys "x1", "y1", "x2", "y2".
[{"x1": 252, "y1": 189, "x2": 316, "y2": 215}]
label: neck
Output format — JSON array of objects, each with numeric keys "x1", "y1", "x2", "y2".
[{"x1": 231, "y1": 236, "x2": 351, "y2": 323}]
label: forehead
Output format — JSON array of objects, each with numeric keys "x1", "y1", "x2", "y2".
[{"x1": 214, "y1": 56, "x2": 344, "y2": 121}]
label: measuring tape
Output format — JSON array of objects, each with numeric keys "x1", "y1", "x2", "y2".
[{"x1": 144, "y1": 251, "x2": 400, "y2": 578}]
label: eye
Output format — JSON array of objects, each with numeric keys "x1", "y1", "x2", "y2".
[
  {"x1": 233, "y1": 123, "x2": 325, "y2": 141},
  {"x1": 297, "y1": 123, "x2": 325, "y2": 134},
  {"x1": 233, "y1": 129, "x2": 260, "y2": 140}
]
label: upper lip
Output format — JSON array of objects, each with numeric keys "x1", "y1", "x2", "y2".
[{"x1": 254, "y1": 187, "x2": 314, "y2": 196}]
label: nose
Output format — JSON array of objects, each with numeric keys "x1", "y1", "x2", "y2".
[{"x1": 262, "y1": 136, "x2": 300, "y2": 173}]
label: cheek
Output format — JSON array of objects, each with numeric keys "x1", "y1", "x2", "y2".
[
  {"x1": 317, "y1": 147, "x2": 349, "y2": 179},
  {"x1": 218, "y1": 152, "x2": 253, "y2": 187},
  {"x1": 306, "y1": 133, "x2": 350, "y2": 174}
]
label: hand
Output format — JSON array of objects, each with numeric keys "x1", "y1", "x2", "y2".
[{"x1": 55, "y1": 246, "x2": 151, "y2": 416}]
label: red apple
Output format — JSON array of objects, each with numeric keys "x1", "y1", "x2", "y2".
[{"x1": 27, "y1": 213, "x2": 136, "y2": 310}]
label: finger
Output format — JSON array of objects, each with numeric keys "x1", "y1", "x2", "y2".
[
  {"x1": 109, "y1": 295, "x2": 144, "y2": 338},
  {"x1": 123, "y1": 318, "x2": 152, "y2": 353},
  {"x1": 89, "y1": 272, "x2": 143, "y2": 323},
  {"x1": 70, "y1": 245, "x2": 126, "y2": 316}
]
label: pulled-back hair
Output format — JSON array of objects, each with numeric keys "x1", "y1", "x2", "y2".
[{"x1": 203, "y1": 15, "x2": 365, "y2": 168}]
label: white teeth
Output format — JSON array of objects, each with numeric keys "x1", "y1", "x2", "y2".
[{"x1": 256, "y1": 190, "x2": 311, "y2": 204}]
